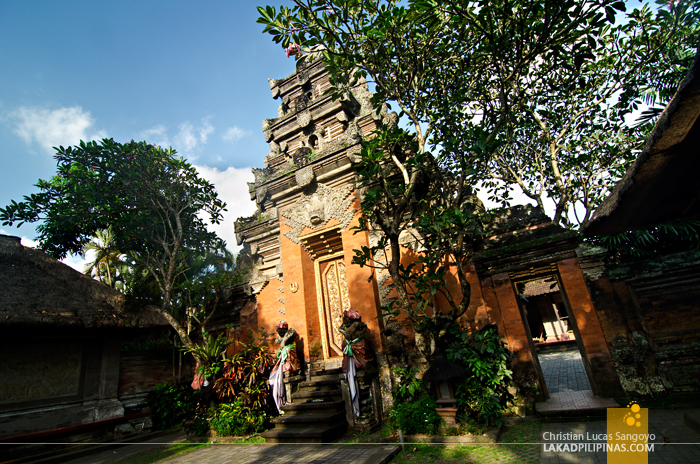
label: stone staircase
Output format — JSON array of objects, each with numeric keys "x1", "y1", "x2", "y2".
[{"x1": 260, "y1": 367, "x2": 348, "y2": 443}]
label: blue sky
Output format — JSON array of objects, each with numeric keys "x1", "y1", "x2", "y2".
[{"x1": 0, "y1": 0, "x2": 298, "y2": 269}]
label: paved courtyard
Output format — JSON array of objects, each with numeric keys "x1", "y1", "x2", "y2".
[
  {"x1": 156, "y1": 444, "x2": 399, "y2": 464},
  {"x1": 540, "y1": 409, "x2": 700, "y2": 463},
  {"x1": 538, "y1": 349, "x2": 591, "y2": 394}
]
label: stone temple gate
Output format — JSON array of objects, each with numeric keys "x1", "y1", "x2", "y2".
[{"x1": 233, "y1": 57, "x2": 395, "y2": 371}]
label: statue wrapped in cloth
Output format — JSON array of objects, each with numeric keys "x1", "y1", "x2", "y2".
[
  {"x1": 339, "y1": 308, "x2": 373, "y2": 416},
  {"x1": 269, "y1": 321, "x2": 301, "y2": 414}
]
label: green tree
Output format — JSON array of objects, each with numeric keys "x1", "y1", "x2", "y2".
[
  {"x1": 82, "y1": 227, "x2": 123, "y2": 289},
  {"x1": 0, "y1": 139, "x2": 227, "y2": 360},
  {"x1": 258, "y1": 0, "x2": 621, "y2": 361},
  {"x1": 470, "y1": 1, "x2": 699, "y2": 227}
]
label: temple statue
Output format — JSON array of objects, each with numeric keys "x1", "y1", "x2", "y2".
[
  {"x1": 269, "y1": 321, "x2": 301, "y2": 414},
  {"x1": 338, "y1": 309, "x2": 373, "y2": 416}
]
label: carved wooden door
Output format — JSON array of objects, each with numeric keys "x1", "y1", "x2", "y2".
[{"x1": 319, "y1": 257, "x2": 351, "y2": 357}]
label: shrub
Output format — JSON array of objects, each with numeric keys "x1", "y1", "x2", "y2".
[
  {"x1": 208, "y1": 400, "x2": 266, "y2": 437},
  {"x1": 387, "y1": 395, "x2": 442, "y2": 435},
  {"x1": 191, "y1": 415, "x2": 210, "y2": 437},
  {"x1": 214, "y1": 331, "x2": 275, "y2": 413},
  {"x1": 147, "y1": 383, "x2": 196, "y2": 430},
  {"x1": 446, "y1": 325, "x2": 513, "y2": 427},
  {"x1": 391, "y1": 367, "x2": 423, "y2": 403}
]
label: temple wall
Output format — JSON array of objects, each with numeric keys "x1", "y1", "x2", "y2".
[
  {"x1": 585, "y1": 252, "x2": 700, "y2": 397},
  {"x1": 0, "y1": 336, "x2": 123, "y2": 438}
]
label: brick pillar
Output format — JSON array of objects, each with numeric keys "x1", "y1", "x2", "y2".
[
  {"x1": 492, "y1": 272, "x2": 543, "y2": 398},
  {"x1": 557, "y1": 258, "x2": 622, "y2": 397},
  {"x1": 342, "y1": 207, "x2": 384, "y2": 353},
  {"x1": 478, "y1": 276, "x2": 507, "y2": 333},
  {"x1": 278, "y1": 221, "x2": 311, "y2": 360}
]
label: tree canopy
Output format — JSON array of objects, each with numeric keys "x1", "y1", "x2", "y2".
[
  {"x1": 257, "y1": 0, "x2": 698, "y2": 360},
  {"x1": 1, "y1": 139, "x2": 229, "y2": 357}
]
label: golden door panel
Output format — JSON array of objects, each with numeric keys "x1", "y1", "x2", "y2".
[{"x1": 320, "y1": 258, "x2": 351, "y2": 357}]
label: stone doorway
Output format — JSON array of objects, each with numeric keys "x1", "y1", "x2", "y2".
[{"x1": 513, "y1": 274, "x2": 596, "y2": 397}]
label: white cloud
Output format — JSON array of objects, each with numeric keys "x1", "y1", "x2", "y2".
[
  {"x1": 61, "y1": 253, "x2": 91, "y2": 273},
  {"x1": 200, "y1": 118, "x2": 214, "y2": 143},
  {"x1": 144, "y1": 118, "x2": 216, "y2": 157},
  {"x1": 222, "y1": 126, "x2": 252, "y2": 142},
  {"x1": 140, "y1": 124, "x2": 170, "y2": 148},
  {"x1": 10, "y1": 106, "x2": 104, "y2": 154},
  {"x1": 174, "y1": 122, "x2": 198, "y2": 154},
  {"x1": 193, "y1": 165, "x2": 257, "y2": 252}
]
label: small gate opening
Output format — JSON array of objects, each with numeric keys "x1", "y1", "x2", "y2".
[{"x1": 515, "y1": 275, "x2": 594, "y2": 396}]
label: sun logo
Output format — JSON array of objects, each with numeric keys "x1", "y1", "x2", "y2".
[{"x1": 623, "y1": 401, "x2": 643, "y2": 427}]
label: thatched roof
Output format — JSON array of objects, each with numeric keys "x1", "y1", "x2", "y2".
[
  {"x1": 0, "y1": 235, "x2": 167, "y2": 330},
  {"x1": 584, "y1": 46, "x2": 700, "y2": 236}
]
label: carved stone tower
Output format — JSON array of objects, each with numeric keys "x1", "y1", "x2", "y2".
[{"x1": 234, "y1": 57, "x2": 395, "y2": 368}]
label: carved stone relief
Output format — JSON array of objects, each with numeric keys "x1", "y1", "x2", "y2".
[
  {"x1": 295, "y1": 165, "x2": 315, "y2": 188},
  {"x1": 280, "y1": 183, "x2": 357, "y2": 244},
  {"x1": 293, "y1": 147, "x2": 311, "y2": 168}
]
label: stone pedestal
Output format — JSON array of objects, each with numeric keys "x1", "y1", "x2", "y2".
[{"x1": 436, "y1": 407, "x2": 458, "y2": 428}]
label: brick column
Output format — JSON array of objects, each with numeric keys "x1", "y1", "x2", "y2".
[
  {"x1": 491, "y1": 272, "x2": 544, "y2": 398},
  {"x1": 557, "y1": 258, "x2": 622, "y2": 397},
  {"x1": 342, "y1": 207, "x2": 383, "y2": 353}
]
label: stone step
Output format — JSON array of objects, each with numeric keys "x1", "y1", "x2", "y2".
[
  {"x1": 282, "y1": 400, "x2": 345, "y2": 414},
  {"x1": 306, "y1": 373, "x2": 343, "y2": 383},
  {"x1": 535, "y1": 391, "x2": 619, "y2": 422},
  {"x1": 260, "y1": 422, "x2": 348, "y2": 444},
  {"x1": 292, "y1": 389, "x2": 342, "y2": 401},
  {"x1": 299, "y1": 379, "x2": 340, "y2": 388},
  {"x1": 298, "y1": 382, "x2": 341, "y2": 394},
  {"x1": 271, "y1": 411, "x2": 346, "y2": 429},
  {"x1": 309, "y1": 367, "x2": 343, "y2": 378}
]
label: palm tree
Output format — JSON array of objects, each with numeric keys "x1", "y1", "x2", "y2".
[{"x1": 82, "y1": 227, "x2": 123, "y2": 289}]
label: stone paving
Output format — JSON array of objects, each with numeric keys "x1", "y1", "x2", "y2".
[
  {"x1": 157, "y1": 443, "x2": 400, "y2": 464},
  {"x1": 536, "y1": 390, "x2": 619, "y2": 414},
  {"x1": 538, "y1": 350, "x2": 591, "y2": 394},
  {"x1": 62, "y1": 440, "x2": 400, "y2": 464},
  {"x1": 540, "y1": 409, "x2": 700, "y2": 464}
]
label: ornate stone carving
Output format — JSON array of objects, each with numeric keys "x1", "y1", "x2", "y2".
[
  {"x1": 398, "y1": 227, "x2": 425, "y2": 251},
  {"x1": 250, "y1": 278, "x2": 269, "y2": 295},
  {"x1": 294, "y1": 93, "x2": 312, "y2": 128},
  {"x1": 252, "y1": 167, "x2": 272, "y2": 185},
  {"x1": 293, "y1": 147, "x2": 311, "y2": 168},
  {"x1": 295, "y1": 165, "x2": 315, "y2": 188},
  {"x1": 296, "y1": 65, "x2": 310, "y2": 86},
  {"x1": 262, "y1": 119, "x2": 274, "y2": 142},
  {"x1": 280, "y1": 183, "x2": 357, "y2": 244},
  {"x1": 255, "y1": 186, "x2": 269, "y2": 209},
  {"x1": 297, "y1": 109, "x2": 311, "y2": 127}
]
